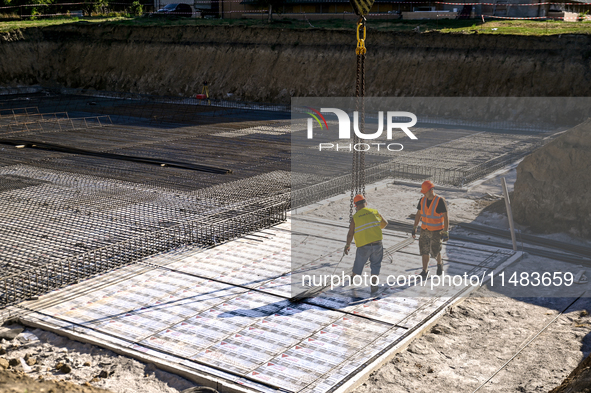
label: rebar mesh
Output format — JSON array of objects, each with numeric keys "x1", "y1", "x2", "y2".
[
  {"x1": 0, "y1": 90, "x2": 292, "y2": 307},
  {"x1": 0, "y1": 89, "x2": 558, "y2": 307},
  {"x1": 2, "y1": 115, "x2": 112, "y2": 135}
]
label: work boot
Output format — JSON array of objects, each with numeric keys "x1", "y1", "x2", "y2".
[
  {"x1": 370, "y1": 285, "x2": 379, "y2": 296},
  {"x1": 436, "y1": 263, "x2": 443, "y2": 276},
  {"x1": 419, "y1": 269, "x2": 429, "y2": 281}
]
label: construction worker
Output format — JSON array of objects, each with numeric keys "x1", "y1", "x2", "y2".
[
  {"x1": 345, "y1": 195, "x2": 388, "y2": 294},
  {"x1": 412, "y1": 180, "x2": 449, "y2": 280}
]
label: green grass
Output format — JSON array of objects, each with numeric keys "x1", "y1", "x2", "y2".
[
  {"x1": 0, "y1": 16, "x2": 126, "y2": 32},
  {"x1": 2, "y1": 14, "x2": 591, "y2": 36},
  {"x1": 441, "y1": 19, "x2": 591, "y2": 35}
]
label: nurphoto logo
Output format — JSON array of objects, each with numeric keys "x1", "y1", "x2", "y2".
[{"x1": 305, "y1": 107, "x2": 418, "y2": 152}]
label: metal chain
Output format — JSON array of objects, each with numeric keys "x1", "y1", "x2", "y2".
[
  {"x1": 350, "y1": 17, "x2": 367, "y2": 221},
  {"x1": 360, "y1": 49, "x2": 366, "y2": 197},
  {"x1": 351, "y1": 36, "x2": 363, "y2": 221}
]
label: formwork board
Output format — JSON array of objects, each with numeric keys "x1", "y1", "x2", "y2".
[{"x1": 18, "y1": 217, "x2": 512, "y2": 393}]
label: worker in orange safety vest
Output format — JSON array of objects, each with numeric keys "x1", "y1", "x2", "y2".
[{"x1": 412, "y1": 180, "x2": 449, "y2": 280}]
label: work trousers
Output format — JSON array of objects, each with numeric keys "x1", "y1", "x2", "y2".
[{"x1": 352, "y1": 241, "x2": 383, "y2": 276}]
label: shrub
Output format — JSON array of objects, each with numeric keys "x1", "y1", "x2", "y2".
[{"x1": 130, "y1": 0, "x2": 142, "y2": 16}]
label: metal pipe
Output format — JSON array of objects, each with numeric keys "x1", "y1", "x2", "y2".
[{"x1": 501, "y1": 177, "x2": 518, "y2": 251}]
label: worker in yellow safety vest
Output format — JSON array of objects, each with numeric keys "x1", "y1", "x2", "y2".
[
  {"x1": 345, "y1": 195, "x2": 388, "y2": 294},
  {"x1": 412, "y1": 180, "x2": 449, "y2": 280}
]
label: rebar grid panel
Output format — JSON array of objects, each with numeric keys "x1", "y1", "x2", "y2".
[
  {"x1": 8, "y1": 156, "x2": 286, "y2": 193},
  {"x1": 15, "y1": 148, "x2": 289, "y2": 192},
  {"x1": 315, "y1": 129, "x2": 545, "y2": 166},
  {"x1": 194, "y1": 171, "x2": 291, "y2": 203},
  {"x1": 0, "y1": 145, "x2": 61, "y2": 168},
  {"x1": 0, "y1": 155, "x2": 292, "y2": 307},
  {"x1": 0, "y1": 107, "x2": 41, "y2": 120},
  {"x1": 394, "y1": 132, "x2": 541, "y2": 163},
  {"x1": 292, "y1": 127, "x2": 553, "y2": 204},
  {"x1": 417, "y1": 115, "x2": 557, "y2": 133},
  {"x1": 0, "y1": 116, "x2": 291, "y2": 191},
  {"x1": 291, "y1": 164, "x2": 392, "y2": 209},
  {"x1": 1, "y1": 166, "x2": 290, "y2": 230},
  {"x1": 59, "y1": 88, "x2": 291, "y2": 113},
  {"x1": 0, "y1": 175, "x2": 289, "y2": 307},
  {"x1": 0, "y1": 201, "x2": 287, "y2": 306},
  {"x1": 1, "y1": 115, "x2": 113, "y2": 136},
  {"x1": 291, "y1": 134, "x2": 544, "y2": 208},
  {"x1": 0, "y1": 90, "x2": 290, "y2": 127},
  {"x1": 0, "y1": 112, "x2": 69, "y2": 126}
]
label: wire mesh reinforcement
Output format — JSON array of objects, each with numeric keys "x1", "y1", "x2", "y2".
[
  {"x1": 0, "y1": 90, "x2": 293, "y2": 307},
  {"x1": 0, "y1": 158, "x2": 291, "y2": 307},
  {"x1": 0, "y1": 200, "x2": 287, "y2": 306},
  {"x1": 2, "y1": 88, "x2": 292, "y2": 126},
  {"x1": 2, "y1": 115, "x2": 112, "y2": 135},
  {"x1": 0, "y1": 111, "x2": 68, "y2": 124},
  {"x1": 0, "y1": 89, "x2": 557, "y2": 308},
  {"x1": 0, "y1": 106, "x2": 41, "y2": 119},
  {"x1": 291, "y1": 139, "x2": 539, "y2": 209}
]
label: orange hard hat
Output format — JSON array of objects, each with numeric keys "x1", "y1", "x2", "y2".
[
  {"x1": 421, "y1": 180, "x2": 435, "y2": 194},
  {"x1": 353, "y1": 194, "x2": 365, "y2": 204}
]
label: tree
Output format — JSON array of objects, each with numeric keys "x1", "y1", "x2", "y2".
[
  {"x1": 80, "y1": 0, "x2": 109, "y2": 16},
  {"x1": 0, "y1": 0, "x2": 55, "y2": 16},
  {"x1": 255, "y1": 0, "x2": 283, "y2": 22},
  {"x1": 130, "y1": 0, "x2": 143, "y2": 15}
]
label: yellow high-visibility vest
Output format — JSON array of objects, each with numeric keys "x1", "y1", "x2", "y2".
[{"x1": 353, "y1": 207, "x2": 383, "y2": 247}]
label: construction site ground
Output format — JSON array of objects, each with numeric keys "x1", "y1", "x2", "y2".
[
  {"x1": 1, "y1": 92, "x2": 591, "y2": 393},
  {"x1": 299, "y1": 172, "x2": 591, "y2": 392},
  {"x1": 2, "y1": 171, "x2": 591, "y2": 392},
  {"x1": 2, "y1": 171, "x2": 591, "y2": 393}
]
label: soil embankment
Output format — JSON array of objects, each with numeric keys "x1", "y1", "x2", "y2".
[
  {"x1": 1, "y1": 25, "x2": 591, "y2": 102},
  {"x1": 550, "y1": 350, "x2": 591, "y2": 393},
  {"x1": 513, "y1": 119, "x2": 591, "y2": 238}
]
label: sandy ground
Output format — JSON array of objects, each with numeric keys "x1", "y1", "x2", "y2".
[
  {"x1": 0, "y1": 367, "x2": 111, "y2": 393},
  {"x1": 352, "y1": 289, "x2": 591, "y2": 393},
  {"x1": 0, "y1": 327, "x2": 196, "y2": 393}
]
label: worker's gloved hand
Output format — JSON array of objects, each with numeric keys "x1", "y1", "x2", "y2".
[
  {"x1": 441, "y1": 230, "x2": 449, "y2": 242},
  {"x1": 412, "y1": 226, "x2": 418, "y2": 239},
  {"x1": 344, "y1": 244, "x2": 351, "y2": 255}
]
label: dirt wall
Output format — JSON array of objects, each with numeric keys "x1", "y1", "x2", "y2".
[
  {"x1": 513, "y1": 119, "x2": 591, "y2": 238},
  {"x1": 1, "y1": 25, "x2": 591, "y2": 102}
]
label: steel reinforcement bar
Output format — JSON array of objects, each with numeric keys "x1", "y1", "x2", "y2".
[
  {"x1": 2, "y1": 115, "x2": 112, "y2": 135},
  {"x1": 0, "y1": 107, "x2": 41, "y2": 119},
  {"x1": 293, "y1": 137, "x2": 546, "y2": 208},
  {"x1": 0, "y1": 200, "x2": 288, "y2": 307},
  {"x1": 459, "y1": 141, "x2": 543, "y2": 185}
]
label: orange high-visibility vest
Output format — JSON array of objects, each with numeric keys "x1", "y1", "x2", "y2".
[{"x1": 420, "y1": 195, "x2": 444, "y2": 231}]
